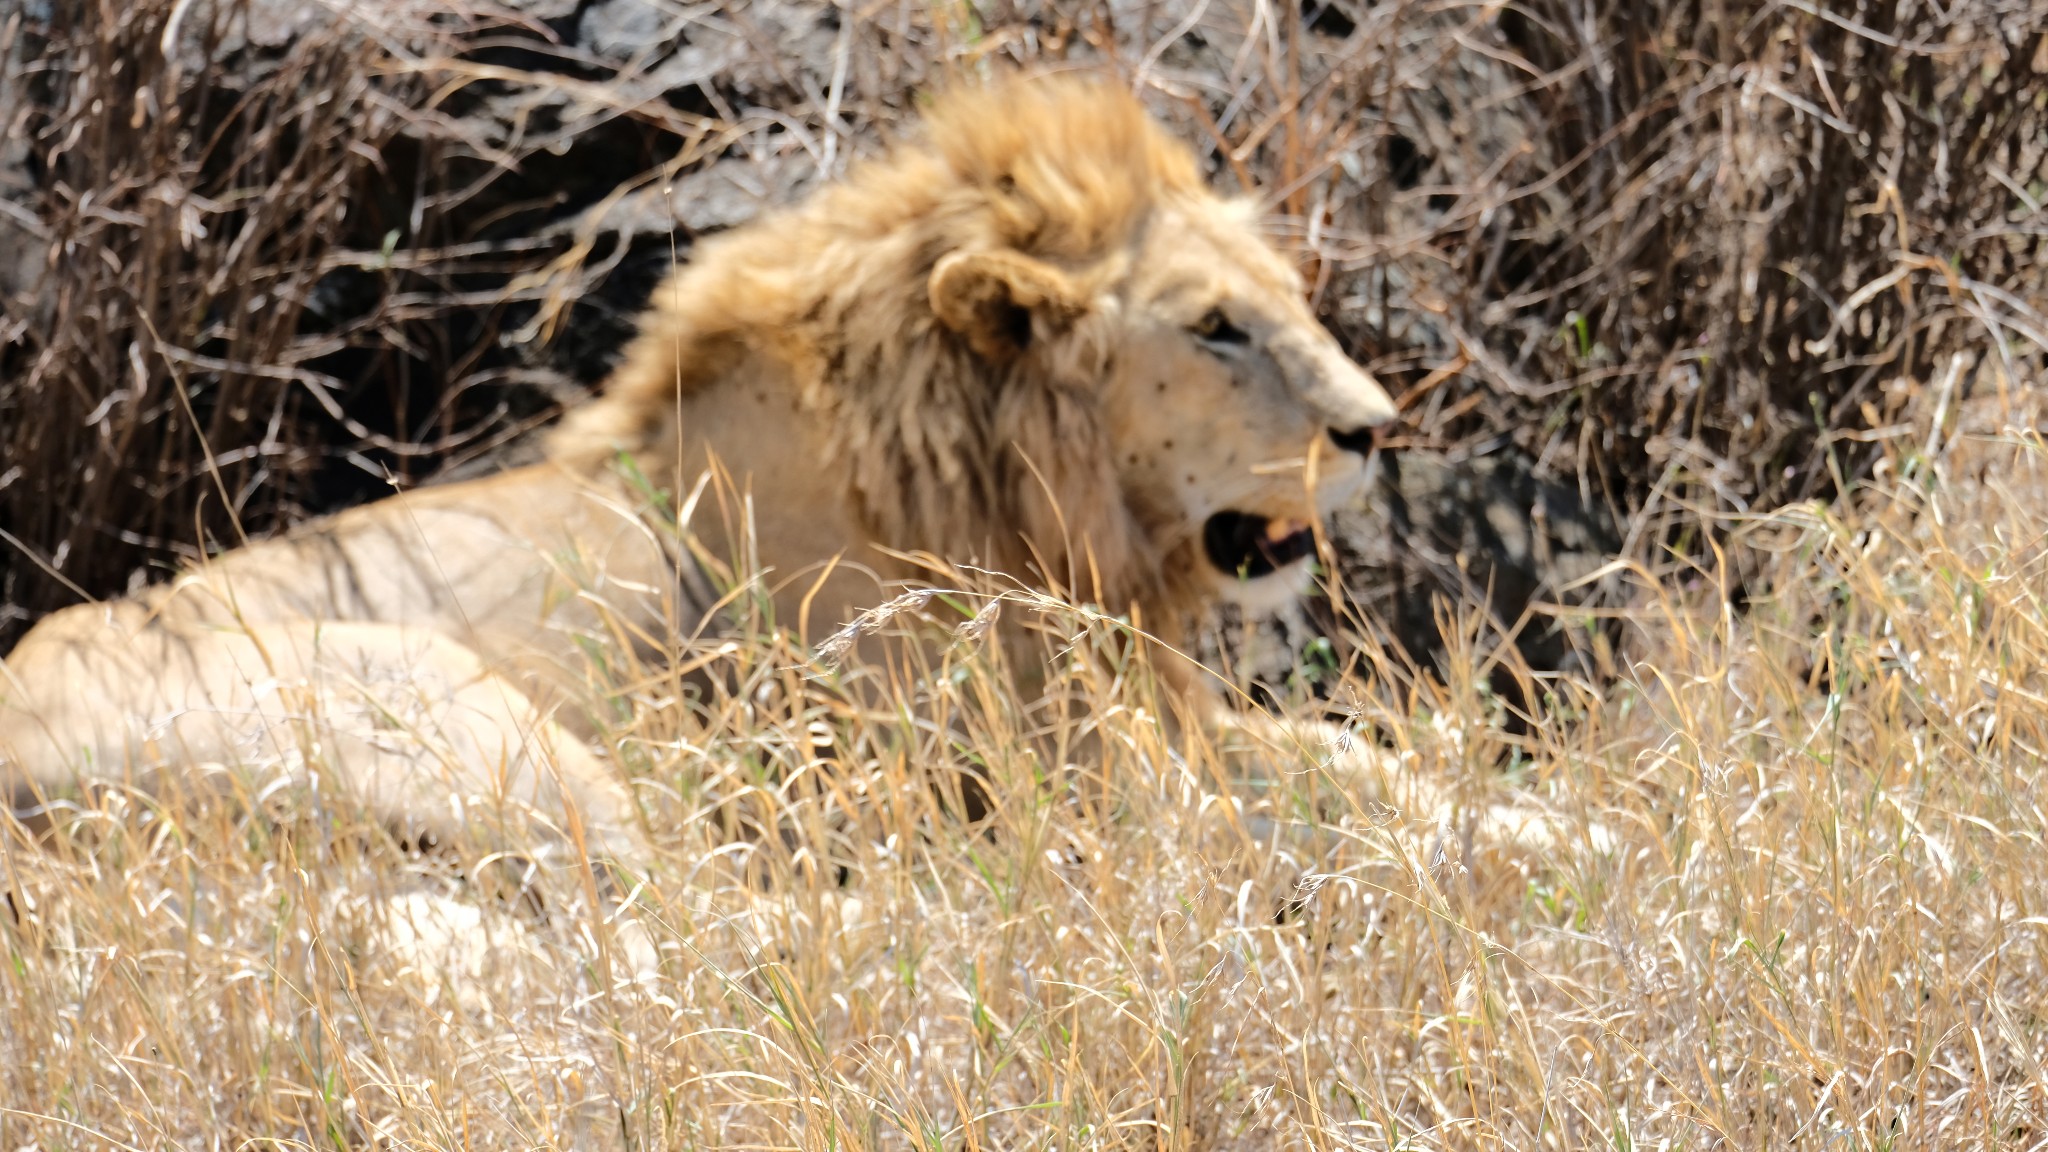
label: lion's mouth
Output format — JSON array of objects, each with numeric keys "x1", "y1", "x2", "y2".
[{"x1": 1201, "y1": 512, "x2": 1318, "y2": 580}]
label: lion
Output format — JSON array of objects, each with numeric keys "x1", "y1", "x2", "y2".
[{"x1": 0, "y1": 75, "x2": 1396, "y2": 873}]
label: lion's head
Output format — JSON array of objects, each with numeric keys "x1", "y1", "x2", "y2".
[
  {"x1": 928, "y1": 181, "x2": 1397, "y2": 620},
  {"x1": 553, "y1": 75, "x2": 1396, "y2": 639}
]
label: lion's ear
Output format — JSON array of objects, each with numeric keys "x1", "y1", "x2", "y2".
[{"x1": 929, "y1": 250, "x2": 1087, "y2": 362}]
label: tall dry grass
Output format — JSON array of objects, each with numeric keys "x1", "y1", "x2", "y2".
[
  {"x1": 4, "y1": 0, "x2": 2048, "y2": 1147},
  {"x1": 5, "y1": 389, "x2": 2047, "y2": 1147}
]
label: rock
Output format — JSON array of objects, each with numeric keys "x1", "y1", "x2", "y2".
[
  {"x1": 1336, "y1": 448, "x2": 1621, "y2": 683},
  {"x1": 539, "y1": 150, "x2": 818, "y2": 247}
]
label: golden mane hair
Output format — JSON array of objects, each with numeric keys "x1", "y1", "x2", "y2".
[{"x1": 549, "y1": 74, "x2": 1216, "y2": 626}]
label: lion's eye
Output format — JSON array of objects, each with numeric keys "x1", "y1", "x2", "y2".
[{"x1": 1193, "y1": 309, "x2": 1250, "y2": 346}]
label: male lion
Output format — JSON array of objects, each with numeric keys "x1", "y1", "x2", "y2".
[{"x1": 0, "y1": 76, "x2": 1396, "y2": 870}]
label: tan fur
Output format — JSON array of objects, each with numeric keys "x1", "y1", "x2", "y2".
[{"x1": 0, "y1": 75, "x2": 1396, "y2": 869}]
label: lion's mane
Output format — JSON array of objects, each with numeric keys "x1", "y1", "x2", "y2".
[{"x1": 549, "y1": 76, "x2": 1211, "y2": 629}]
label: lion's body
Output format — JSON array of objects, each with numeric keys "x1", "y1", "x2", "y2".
[
  {"x1": 0, "y1": 76, "x2": 1395, "y2": 869},
  {"x1": 133, "y1": 466, "x2": 666, "y2": 663},
  {"x1": 10, "y1": 462, "x2": 686, "y2": 719},
  {"x1": 0, "y1": 464, "x2": 673, "y2": 864}
]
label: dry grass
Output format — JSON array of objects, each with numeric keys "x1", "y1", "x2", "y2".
[
  {"x1": 5, "y1": 389, "x2": 2048, "y2": 1148},
  {"x1": 6, "y1": 0, "x2": 2048, "y2": 1147}
]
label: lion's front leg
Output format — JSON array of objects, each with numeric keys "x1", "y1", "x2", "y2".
[{"x1": 1206, "y1": 709, "x2": 1611, "y2": 877}]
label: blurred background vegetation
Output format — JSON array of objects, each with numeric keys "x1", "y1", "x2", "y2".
[{"x1": 1, "y1": 0, "x2": 2043, "y2": 660}]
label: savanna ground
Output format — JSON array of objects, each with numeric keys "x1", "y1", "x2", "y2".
[{"x1": 4, "y1": 0, "x2": 2048, "y2": 1147}]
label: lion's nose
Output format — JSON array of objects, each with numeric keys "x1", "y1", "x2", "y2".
[
  {"x1": 1328, "y1": 424, "x2": 1380, "y2": 457},
  {"x1": 1288, "y1": 334, "x2": 1398, "y2": 435}
]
